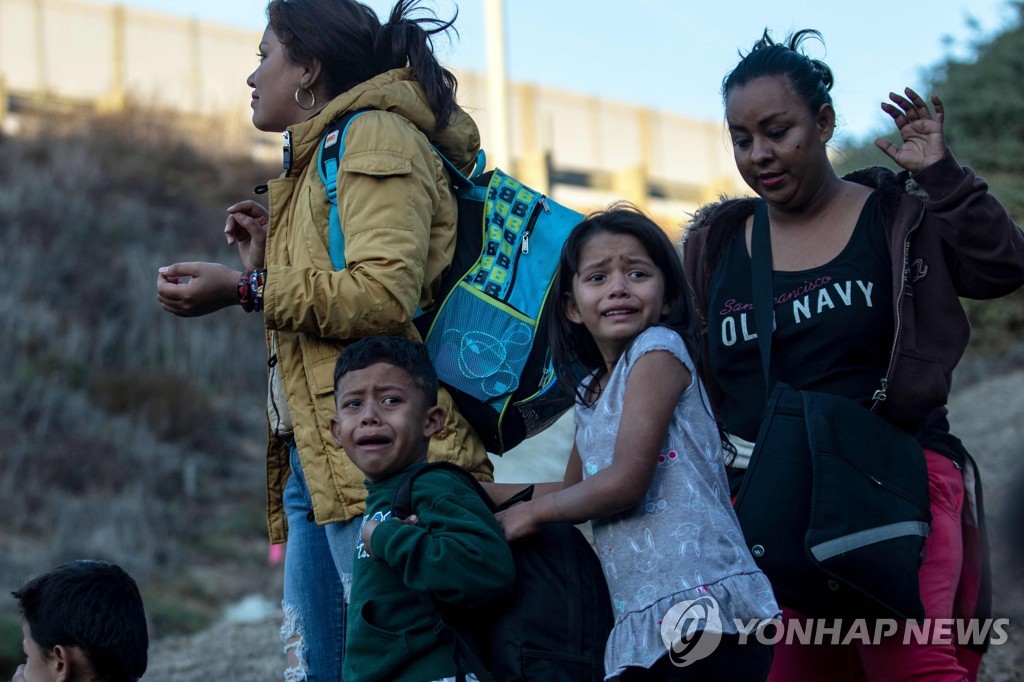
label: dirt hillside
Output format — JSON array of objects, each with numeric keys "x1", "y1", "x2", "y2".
[{"x1": 147, "y1": 367, "x2": 1024, "y2": 681}]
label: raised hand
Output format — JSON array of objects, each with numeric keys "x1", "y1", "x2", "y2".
[
  {"x1": 875, "y1": 87, "x2": 947, "y2": 173},
  {"x1": 225, "y1": 200, "x2": 269, "y2": 270},
  {"x1": 157, "y1": 261, "x2": 241, "y2": 317}
]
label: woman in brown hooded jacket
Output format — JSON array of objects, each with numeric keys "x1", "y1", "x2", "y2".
[{"x1": 682, "y1": 28, "x2": 1024, "y2": 681}]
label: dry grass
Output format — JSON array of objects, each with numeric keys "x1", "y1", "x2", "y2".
[{"x1": 0, "y1": 106, "x2": 279, "y2": 674}]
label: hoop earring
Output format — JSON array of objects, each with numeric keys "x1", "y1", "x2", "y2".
[{"x1": 294, "y1": 86, "x2": 316, "y2": 111}]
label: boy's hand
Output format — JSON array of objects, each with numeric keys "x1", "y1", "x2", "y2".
[
  {"x1": 361, "y1": 516, "x2": 418, "y2": 559},
  {"x1": 360, "y1": 520, "x2": 381, "y2": 558}
]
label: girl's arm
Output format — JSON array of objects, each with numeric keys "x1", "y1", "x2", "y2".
[
  {"x1": 157, "y1": 201, "x2": 269, "y2": 318},
  {"x1": 497, "y1": 350, "x2": 690, "y2": 541},
  {"x1": 481, "y1": 444, "x2": 584, "y2": 506}
]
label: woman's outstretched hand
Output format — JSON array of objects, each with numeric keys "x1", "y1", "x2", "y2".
[
  {"x1": 225, "y1": 200, "x2": 269, "y2": 270},
  {"x1": 875, "y1": 87, "x2": 947, "y2": 173},
  {"x1": 157, "y1": 262, "x2": 241, "y2": 317}
]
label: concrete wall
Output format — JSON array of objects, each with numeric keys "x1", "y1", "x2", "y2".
[{"x1": 0, "y1": 0, "x2": 750, "y2": 231}]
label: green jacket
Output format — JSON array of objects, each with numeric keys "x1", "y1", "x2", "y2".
[
  {"x1": 262, "y1": 68, "x2": 492, "y2": 543},
  {"x1": 344, "y1": 463, "x2": 515, "y2": 682}
]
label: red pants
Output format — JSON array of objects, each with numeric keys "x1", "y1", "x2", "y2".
[{"x1": 768, "y1": 450, "x2": 983, "y2": 682}]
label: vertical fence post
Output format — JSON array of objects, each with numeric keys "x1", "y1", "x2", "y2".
[
  {"x1": 0, "y1": 76, "x2": 8, "y2": 127},
  {"x1": 33, "y1": 0, "x2": 48, "y2": 96}
]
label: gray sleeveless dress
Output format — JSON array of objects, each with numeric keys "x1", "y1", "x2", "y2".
[{"x1": 575, "y1": 326, "x2": 779, "y2": 679}]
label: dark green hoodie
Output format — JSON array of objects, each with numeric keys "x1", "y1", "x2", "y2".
[{"x1": 343, "y1": 462, "x2": 515, "y2": 682}]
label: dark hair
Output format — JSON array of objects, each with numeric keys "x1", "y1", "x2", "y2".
[
  {"x1": 549, "y1": 204, "x2": 694, "y2": 403},
  {"x1": 721, "y1": 28, "x2": 834, "y2": 117},
  {"x1": 333, "y1": 336, "x2": 439, "y2": 406},
  {"x1": 267, "y1": 0, "x2": 459, "y2": 131},
  {"x1": 12, "y1": 561, "x2": 148, "y2": 682}
]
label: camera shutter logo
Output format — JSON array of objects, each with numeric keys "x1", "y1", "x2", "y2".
[{"x1": 660, "y1": 596, "x2": 723, "y2": 667}]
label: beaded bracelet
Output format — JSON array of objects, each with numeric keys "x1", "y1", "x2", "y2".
[
  {"x1": 249, "y1": 269, "x2": 267, "y2": 312},
  {"x1": 237, "y1": 269, "x2": 267, "y2": 313},
  {"x1": 238, "y1": 270, "x2": 255, "y2": 312}
]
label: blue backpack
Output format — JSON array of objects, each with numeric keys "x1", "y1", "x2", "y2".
[{"x1": 318, "y1": 110, "x2": 582, "y2": 454}]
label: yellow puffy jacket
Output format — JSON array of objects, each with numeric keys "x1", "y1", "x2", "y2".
[{"x1": 262, "y1": 68, "x2": 491, "y2": 543}]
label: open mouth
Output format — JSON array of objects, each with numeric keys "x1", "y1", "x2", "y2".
[
  {"x1": 603, "y1": 308, "x2": 637, "y2": 317},
  {"x1": 356, "y1": 435, "x2": 393, "y2": 447},
  {"x1": 758, "y1": 172, "x2": 785, "y2": 188}
]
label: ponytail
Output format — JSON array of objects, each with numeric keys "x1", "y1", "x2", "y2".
[{"x1": 377, "y1": 0, "x2": 459, "y2": 131}]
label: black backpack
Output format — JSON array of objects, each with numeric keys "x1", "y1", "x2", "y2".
[{"x1": 391, "y1": 462, "x2": 614, "y2": 682}]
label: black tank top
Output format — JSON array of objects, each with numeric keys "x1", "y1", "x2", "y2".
[{"x1": 708, "y1": 192, "x2": 894, "y2": 441}]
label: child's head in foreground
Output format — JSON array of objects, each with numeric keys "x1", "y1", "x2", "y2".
[
  {"x1": 12, "y1": 560, "x2": 148, "y2": 682},
  {"x1": 331, "y1": 336, "x2": 444, "y2": 482},
  {"x1": 550, "y1": 204, "x2": 692, "y2": 395}
]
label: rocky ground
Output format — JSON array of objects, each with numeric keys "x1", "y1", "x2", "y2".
[
  {"x1": 147, "y1": 367, "x2": 1024, "y2": 681},
  {"x1": 944, "y1": 369, "x2": 1024, "y2": 682}
]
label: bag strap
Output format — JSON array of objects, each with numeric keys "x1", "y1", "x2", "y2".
[
  {"x1": 415, "y1": 588, "x2": 494, "y2": 682},
  {"x1": 750, "y1": 200, "x2": 775, "y2": 394},
  {"x1": 317, "y1": 109, "x2": 373, "y2": 270},
  {"x1": 750, "y1": 201, "x2": 889, "y2": 400},
  {"x1": 391, "y1": 460, "x2": 533, "y2": 518},
  {"x1": 318, "y1": 108, "x2": 484, "y2": 248},
  {"x1": 317, "y1": 108, "x2": 487, "y2": 307},
  {"x1": 392, "y1": 461, "x2": 494, "y2": 518}
]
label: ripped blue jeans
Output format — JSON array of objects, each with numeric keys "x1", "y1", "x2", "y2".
[{"x1": 281, "y1": 442, "x2": 361, "y2": 682}]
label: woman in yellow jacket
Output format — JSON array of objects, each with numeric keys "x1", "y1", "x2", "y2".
[{"x1": 157, "y1": 1, "x2": 491, "y2": 679}]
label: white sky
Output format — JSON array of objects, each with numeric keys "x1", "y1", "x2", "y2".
[{"x1": 98, "y1": 0, "x2": 1016, "y2": 144}]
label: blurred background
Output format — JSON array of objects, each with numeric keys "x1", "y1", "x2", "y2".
[{"x1": 1, "y1": 0, "x2": 1022, "y2": 678}]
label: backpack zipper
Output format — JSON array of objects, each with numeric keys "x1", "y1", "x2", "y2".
[
  {"x1": 503, "y1": 196, "x2": 550, "y2": 304},
  {"x1": 820, "y1": 451, "x2": 929, "y2": 515},
  {"x1": 521, "y1": 196, "x2": 550, "y2": 255}
]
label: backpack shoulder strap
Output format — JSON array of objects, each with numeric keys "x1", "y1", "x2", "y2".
[
  {"x1": 317, "y1": 108, "x2": 373, "y2": 271},
  {"x1": 391, "y1": 461, "x2": 534, "y2": 520},
  {"x1": 391, "y1": 461, "x2": 497, "y2": 519},
  {"x1": 317, "y1": 109, "x2": 487, "y2": 269},
  {"x1": 432, "y1": 147, "x2": 487, "y2": 189}
]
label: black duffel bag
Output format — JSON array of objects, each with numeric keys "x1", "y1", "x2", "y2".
[{"x1": 734, "y1": 384, "x2": 930, "y2": 619}]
